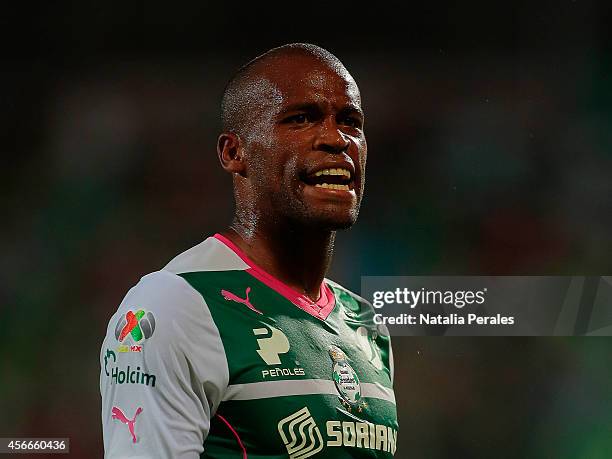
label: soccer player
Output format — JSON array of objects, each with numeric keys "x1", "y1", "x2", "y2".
[{"x1": 100, "y1": 43, "x2": 398, "y2": 458}]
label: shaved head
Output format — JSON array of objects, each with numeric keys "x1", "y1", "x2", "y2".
[
  {"x1": 221, "y1": 43, "x2": 356, "y2": 138},
  {"x1": 217, "y1": 42, "x2": 366, "y2": 234}
]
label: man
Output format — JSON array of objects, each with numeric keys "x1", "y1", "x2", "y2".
[{"x1": 100, "y1": 43, "x2": 398, "y2": 458}]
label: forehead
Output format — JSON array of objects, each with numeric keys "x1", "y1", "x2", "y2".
[{"x1": 258, "y1": 55, "x2": 361, "y2": 110}]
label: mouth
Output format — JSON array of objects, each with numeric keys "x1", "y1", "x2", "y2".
[{"x1": 301, "y1": 167, "x2": 355, "y2": 192}]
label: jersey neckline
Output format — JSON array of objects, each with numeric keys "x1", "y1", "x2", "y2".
[{"x1": 213, "y1": 233, "x2": 336, "y2": 321}]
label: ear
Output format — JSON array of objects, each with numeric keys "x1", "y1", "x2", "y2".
[{"x1": 217, "y1": 132, "x2": 247, "y2": 177}]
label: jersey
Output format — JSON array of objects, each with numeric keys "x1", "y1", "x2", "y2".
[{"x1": 100, "y1": 233, "x2": 398, "y2": 458}]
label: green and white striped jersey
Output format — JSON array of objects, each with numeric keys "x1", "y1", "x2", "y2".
[{"x1": 100, "y1": 234, "x2": 398, "y2": 458}]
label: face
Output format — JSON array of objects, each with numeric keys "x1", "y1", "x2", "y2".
[{"x1": 241, "y1": 55, "x2": 367, "y2": 231}]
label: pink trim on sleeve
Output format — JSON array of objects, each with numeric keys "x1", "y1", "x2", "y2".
[
  {"x1": 213, "y1": 233, "x2": 336, "y2": 321},
  {"x1": 216, "y1": 414, "x2": 247, "y2": 459}
]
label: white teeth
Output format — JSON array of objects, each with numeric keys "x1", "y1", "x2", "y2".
[
  {"x1": 314, "y1": 168, "x2": 351, "y2": 178},
  {"x1": 314, "y1": 183, "x2": 350, "y2": 191}
]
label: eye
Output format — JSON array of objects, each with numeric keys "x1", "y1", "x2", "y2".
[
  {"x1": 340, "y1": 116, "x2": 363, "y2": 129},
  {"x1": 284, "y1": 113, "x2": 310, "y2": 124}
]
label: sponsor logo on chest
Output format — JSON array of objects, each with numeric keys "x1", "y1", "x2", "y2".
[
  {"x1": 253, "y1": 326, "x2": 305, "y2": 379},
  {"x1": 277, "y1": 407, "x2": 397, "y2": 458}
]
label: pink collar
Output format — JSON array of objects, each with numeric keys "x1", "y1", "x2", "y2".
[{"x1": 213, "y1": 233, "x2": 336, "y2": 321}]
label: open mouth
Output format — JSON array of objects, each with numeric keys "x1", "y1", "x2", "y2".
[{"x1": 301, "y1": 167, "x2": 355, "y2": 191}]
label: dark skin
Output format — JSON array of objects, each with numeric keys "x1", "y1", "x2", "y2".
[{"x1": 217, "y1": 52, "x2": 367, "y2": 301}]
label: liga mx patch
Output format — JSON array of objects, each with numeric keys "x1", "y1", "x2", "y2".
[{"x1": 114, "y1": 309, "x2": 156, "y2": 353}]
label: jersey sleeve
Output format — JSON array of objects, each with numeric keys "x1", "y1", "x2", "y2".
[{"x1": 100, "y1": 270, "x2": 229, "y2": 459}]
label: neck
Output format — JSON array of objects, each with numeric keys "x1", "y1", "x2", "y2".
[{"x1": 223, "y1": 217, "x2": 336, "y2": 302}]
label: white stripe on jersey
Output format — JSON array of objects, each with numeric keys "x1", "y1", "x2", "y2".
[{"x1": 223, "y1": 380, "x2": 396, "y2": 404}]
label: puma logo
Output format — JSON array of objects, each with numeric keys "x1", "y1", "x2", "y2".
[
  {"x1": 112, "y1": 406, "x2": 143, "y2": 443},
  {"x1": 221, "y1": 287, "x2": 262, "y2": 314}
]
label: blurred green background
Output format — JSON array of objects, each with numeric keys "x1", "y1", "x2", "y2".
[{"x1": 1, "y1": 2, "x2": 611, "y2": 457}]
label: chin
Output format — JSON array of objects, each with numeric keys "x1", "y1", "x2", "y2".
[
  {"x1": 327, "y1": 219, "x2": 357, "y2": 231},
  {"x1": 303, "y1": 208, "x2": 360, "y2": 231}
]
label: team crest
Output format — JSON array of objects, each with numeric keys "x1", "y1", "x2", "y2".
[{"x1": 329, "y1": 346, "x2": 367, "y2": 413}]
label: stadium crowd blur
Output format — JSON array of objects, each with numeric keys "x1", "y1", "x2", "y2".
[{"x1": 1, "y1": 2, "x2": 611, "y2": 457}]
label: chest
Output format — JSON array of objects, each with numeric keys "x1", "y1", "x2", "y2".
[
  {"x1": 209, "y1": 313, "x2": 398, "y2": 458},
  {"x1": 182, "y1": 272, "x2": 398, "y2": 457}
]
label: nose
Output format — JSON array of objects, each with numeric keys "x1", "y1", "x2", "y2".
[{"x1": 313, "y1": 117, "x2": 351, "y2": 154}]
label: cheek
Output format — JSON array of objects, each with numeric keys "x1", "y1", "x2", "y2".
[
  {"x1": 245, "y1": 120, "x2": 274, "y2": 155},
  {"x1": 282, "y1": 149, "x2": 302, "y2": 179},
  {"x1": 270, "y1": 135, "x2": 304, "y2": 183},
  {"x1": 248, "y1": 142, "x2": 300, "y2": 191},
  {"x1": 349, "y1": 137, "x2": 367, "y2": 168},
  {"x1": 360, "y1": 141, "x2": 367, "y2": 168}
]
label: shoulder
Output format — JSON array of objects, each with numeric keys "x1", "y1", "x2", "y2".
[
  {"x1": 108, "y1": 234, "x2": 250, "y2": 327},
  {"x1": 124, "y1": 269, "x2": 201, "y2": 309},
  {"x1": 103, "y1": 270, "x2": 209, "y2": 358},
  {"x1": 325, "y1": 277, "x2": 373, "y2": 311},
  {"x1": 163, "y1": 235, "x2": 248, "y2": 275},
  {"x1": 101, "y1": 252, "x2": 232, "y2": 393},
  {"x1": 103, "y1": 234, "x2": 248, "y2": 351},
  {"x1": 119, "y1": 269, "x2": 203, "y2": 320},
  {"x1": 325, "y1": 277, "x2": 391, "y2": 337},
  {"x1": 107, "y1": 236, "x2": 248, "y2": 350}
]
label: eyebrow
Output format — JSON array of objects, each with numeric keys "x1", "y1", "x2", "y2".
[
  {"x1": 279, "y1": 102, "x2": 363, "y2": 117},
  {"x1": 338, "y1": 105, "x2": 364, "y2": 118}
]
